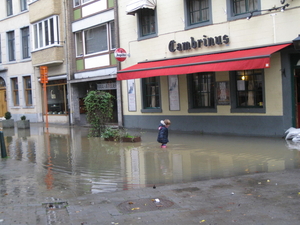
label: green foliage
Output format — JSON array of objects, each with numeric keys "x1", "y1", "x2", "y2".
[
  {"x1": 84, "y1": 90, "x2": 114, "y2": 137},
  {"x1": 101, "y1": 127, "x2": 142, "y2": 142},
  {"x1": 4, "y1": 112, "x2": 12, "y2": 120},
  {"x1": 21, "y1": 115, "x2": 26, "y2": 120},
  {"x1": 100, "y1": 127, "x2": 120, "y2": 139}
]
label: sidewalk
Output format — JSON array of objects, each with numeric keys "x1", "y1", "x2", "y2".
[{"x1": 0, "y1": 156, "x2": 299, "y2": 224}]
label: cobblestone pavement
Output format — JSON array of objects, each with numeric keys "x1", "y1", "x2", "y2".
[{"x1": 1, "y1": 157, "x2": 300, "y2": 225}]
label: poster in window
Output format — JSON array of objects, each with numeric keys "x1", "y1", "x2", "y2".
[
  {"x1": 168, "y1": 75, "x2": 180, "y2": 111},
  {"x1": 127, "y1": 79, "x2": 136, "y2": 111},
  {"x1": 217, "y1": 81, "x2": 230, "y2": 105}
]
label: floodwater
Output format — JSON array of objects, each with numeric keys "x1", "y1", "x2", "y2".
[{"x1": 1, "y1": 124, "x2": 300, "y2": 198}]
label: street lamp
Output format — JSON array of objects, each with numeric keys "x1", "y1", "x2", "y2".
[{"x1": 293, "y1": 34, "x2": 300, "y2": 51}]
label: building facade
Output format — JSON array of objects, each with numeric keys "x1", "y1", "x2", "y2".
[
  {"x1": 117, "y1": 0, "x2": 300, "y2": 137},
  {"x1": 68, "y1": 0, "x2": 122, "y2": 126},
  {"x1": 0, "y1": 0, "x2": 38, "y2": 121},
  {"x1": 0, "y1": 0, "x2": 121, "y2": 126}
]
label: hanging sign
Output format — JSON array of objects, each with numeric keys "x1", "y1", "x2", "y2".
[
  {"x1": 114, "y1": 48, "x2": 127, "y2": 62},
  {"x1": 40, "y1": 66, "x2": 48, "y2": 84}
]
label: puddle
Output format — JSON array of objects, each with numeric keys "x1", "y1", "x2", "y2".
[{"x1": 1, "y1": 124, "x2": 300, "y2": 198}]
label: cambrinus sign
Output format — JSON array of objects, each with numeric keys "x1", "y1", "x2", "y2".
[{"x1": 168, "y1": 35, "x2": 229, "y2": 52}]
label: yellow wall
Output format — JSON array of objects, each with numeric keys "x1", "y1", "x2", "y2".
[{"x1": 118, "y1": 0, "x2": 300, "y2": 117}]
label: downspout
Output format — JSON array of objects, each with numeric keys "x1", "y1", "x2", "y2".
[
  {"x1": 63, "y1": 0, "x2": 73, "y2": 125},
  {"x1": 114, "y1": 0, "x2": 123, "y2": 128}
]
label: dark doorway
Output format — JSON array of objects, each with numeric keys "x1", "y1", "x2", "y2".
[{"x1": 295, "y1": 68, "x2": 300, "y2": 127}]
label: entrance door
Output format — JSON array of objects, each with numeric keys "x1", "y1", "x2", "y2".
[{"x1": 0, "y1": 89, "x2": 7, "y2": 117}]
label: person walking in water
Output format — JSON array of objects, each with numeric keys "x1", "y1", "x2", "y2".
[{"x1": 157, "y1": 119, "x2": 171, "y2": 148}]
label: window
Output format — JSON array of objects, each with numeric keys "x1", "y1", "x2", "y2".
[
  {"x1": 230, "y1": 69, "x2": 264, "y2": 113},
  {"x1": 33, "y1": 16, "x2": 59, "y2": 50},
  {"x1": 7, "y1": 0, "x2": 13, "y2": 16},
  {"x1": 141, "y1": 77, "x2": 161, "y2": 112},
  {"x1": 20, "y1": 0, "x2": 27, "y2": 11},
  {"x1": 185, "y1": 0, "x2": 211, "y2": 28},
  {"x1": 7, "y1": 31, "x2": 15, "y2": 61},
  {"x1": 227, "y1": 0, "x2": 260, "y2": 20},
  {"x1": 11, "y1": 78, "x2": 19, "y2": 106},
  {"x1": 46, "y1": 80, "x2": 68, "y2": 115},
  {"x1": 188, "y1": 73, "x2": 216, "y2": 112},
  {"x1": 75, "y1": 22, "x2": 115, "y2": 57},
  {"x1": 109, "y1": 21, "x2": 116, "y2": 50},
  {"x1": 84, "y1": 25, "x2": 107, "y2": 54},
  {"x1": 23, "y1": 76, "x2": 32, "y2": 106},
  {"x1": 74, "y1": 0, "x2": 92, "y2": 7},
  {"x1": 138, "y1": 8, "x2": 157, "y2": 39},
  {"x1": 21, "y1": 27, "x2": 30, "y2": 59},
  {"x1": 233, "y1": 0, "x2": 258, "y2": 15}
]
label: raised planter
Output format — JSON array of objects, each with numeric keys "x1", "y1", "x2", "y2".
[
  {"x1": 121, "y1": 137, "x2": 141, "y2": 142},
  {"x1": 16, "y1": 120, "x2": 30, "y2": 129},
  {"x1": 104, "y1": 137, "x2": 119, "y2": 141},
  {"x1": 104, "y1": 136, "x2": 141, "y2": 142},
  {"x1": 2, "y1": 119, "x2": 15, "y2": 128}
]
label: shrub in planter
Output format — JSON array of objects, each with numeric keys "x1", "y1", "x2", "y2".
[
  {"x1": 119, "y1": 129, "x2": 141, "y2": 142},
  {"x1": 17, "y1": 115, "x2": 30, "y2": 129},
  {"x1": 101, "y1": 128, "x2": 142, "y2": 142},
  {"x1": 2, "y1": 111, "x2": 14, "y2": 128},
  {"x1": 101, "y1": 127, "x2": 120, "y2": 141},
  {"x1": 5, "y1": 112, "x2": 12, "y2": 120}
]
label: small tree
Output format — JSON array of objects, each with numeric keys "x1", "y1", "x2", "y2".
[{"x1": 84, "y1": 90, "x2": 114, "y2": 137}]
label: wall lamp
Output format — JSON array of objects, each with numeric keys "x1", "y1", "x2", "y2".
[
  {"x1": 246, "y1": 12, "x2": 254, "y2": 20},
  {"x1": 293, "y1": 35, "x2": 300, "y2": 51},
  {"x1": 281, "y1": 3, "x2": 289, "y2": 12}
]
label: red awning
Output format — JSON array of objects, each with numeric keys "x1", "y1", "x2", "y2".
[{"x1": 117, "y1": 43, "x2": 291, "y2": 80}]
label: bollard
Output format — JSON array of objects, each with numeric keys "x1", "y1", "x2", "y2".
[{"x1": 0, "y1": 131, "x2": 7, "y2": 158}]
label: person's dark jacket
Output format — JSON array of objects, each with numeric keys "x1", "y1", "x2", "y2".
[{"x1": 157, "y1": 121, "x2": 169, "y2": 144}]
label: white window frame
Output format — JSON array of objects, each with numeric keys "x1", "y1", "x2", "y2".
[
  {"x1": 75, "y1": 23, "x2": 111, "y2": 57},
  {"x1": 73, "y1": 0, "x2": 93, "y2": 7},
  {"x1": 21, "y1": 27, "x2": 30, "y2": 59},
  {"x1": 32, "y1": 16, "x2": 60, "y2": 51},
  {"x1": 7, "y1": 30, "x2": 15, "y2": 62},
  {"x1": 109, "y1": 21, "x2": 116, "y2": 50},
  {"x1": 20, "y1": 0, "x2": 27, "y2": 11}
]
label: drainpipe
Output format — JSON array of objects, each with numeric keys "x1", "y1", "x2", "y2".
[
  {"x1": 114, "y1": 0, "x2": 123, "y2": 128},
  {"x1": 63, "y1": 0, "x2": 74, "y2": 125}
]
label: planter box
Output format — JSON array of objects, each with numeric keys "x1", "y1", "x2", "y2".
[
  {"x1": 2, "y1": 119, "x2": 15, "y2": 128},
  {"x1": 104, "y1": 137, "x2": 141, "y2": 142},
  {"x1": 104, "y1": 137, "x2": 119, "y2": 141},
  {"x1": 16, "y1": 120, "x2": 30, "y2": 129},
  {"x1": 121, "y1": 137, "x2": 141, "y2": 142}
]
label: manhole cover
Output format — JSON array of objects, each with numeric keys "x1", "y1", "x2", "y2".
[
  {"x1": 43, "y1": 202, "x2": 70, "y2": 224},
  {"x1": 117, "y1": 197, "x2": 176, "y2": 213},
  {"x1": 43, "y1": 201, "x2": 68, "y2": 209}
]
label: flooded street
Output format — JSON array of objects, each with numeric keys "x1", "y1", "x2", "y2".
[{"x1": 1, "y1": 124, "x2": 300, "y2": 199}]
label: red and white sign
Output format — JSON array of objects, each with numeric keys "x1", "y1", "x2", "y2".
[{"x1": 114, "y1": 48, "x2": 127, "y2": 62}]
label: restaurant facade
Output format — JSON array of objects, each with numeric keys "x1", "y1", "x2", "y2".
[{"x1": 117, "y1": 0, "x2": 300, "y2": 137}]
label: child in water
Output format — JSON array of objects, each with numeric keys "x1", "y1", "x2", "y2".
[{"x1": 157, "y1": 119, "x2": 171, "y2": 148}]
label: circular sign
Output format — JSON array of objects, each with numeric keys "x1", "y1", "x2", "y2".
[{"x1": 114, "y1": 48, "x2": 127, "y2": 62}]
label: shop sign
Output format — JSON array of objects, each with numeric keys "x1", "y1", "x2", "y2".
[
  {"x1": 168, "y1": 35, "x2": 229, "y2": 53},
  {"x1": 114, "y1": 48, "x2": 127, "y2": 62},
  {"x1": 97, "y1": 82, "x2": 116, "y2": 90}
]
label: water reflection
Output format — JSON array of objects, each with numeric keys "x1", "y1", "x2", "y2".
[{"x1": 2, "y1": 124, "x2": 300, "y2": 197}]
